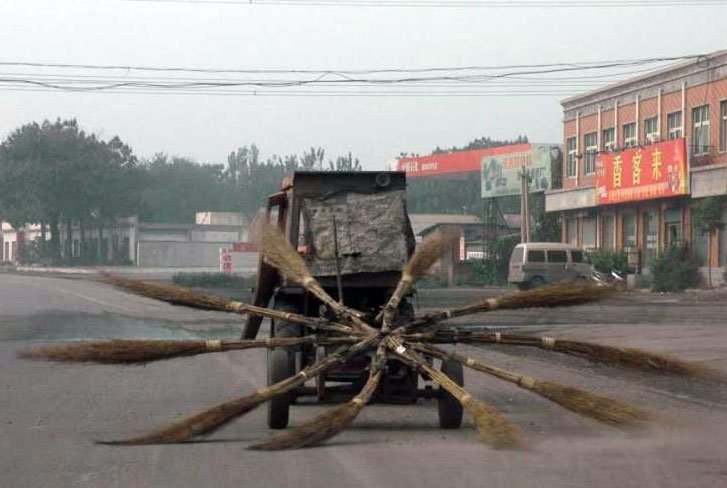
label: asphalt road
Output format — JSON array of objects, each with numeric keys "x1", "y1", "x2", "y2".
[{"x1": 2, "y1": 272, "x2": 727, "y2": 488}]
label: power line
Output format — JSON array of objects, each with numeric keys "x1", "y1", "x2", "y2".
[
  {"x1": 120, "y1": 0, "x2": 727, "y2": 7},
  {"x1": 0, "y1": 54, "x2": 702, "y2": 77}
]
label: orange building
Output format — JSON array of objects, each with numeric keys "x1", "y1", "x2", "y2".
[{"x1": 546, "y1": 49, "x2": 727, "y2": 275}]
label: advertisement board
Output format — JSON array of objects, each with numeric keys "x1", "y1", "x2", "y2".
[
  {"x1": 480, "y1": 144, "x2": 562, "y2": 198},
  {"x1": 595, "y1": 139, "x2": 688, "y2": 205},
  {"x1": 395, "y1": 143, "x2": 531, "y2": 178}
]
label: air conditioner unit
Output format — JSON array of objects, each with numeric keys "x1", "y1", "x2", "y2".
[{"x1": 647, "y1": 133, "x2": 661, "y2": 144}]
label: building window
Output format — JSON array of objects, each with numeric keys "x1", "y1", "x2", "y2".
[
  {"x1": 623, "y1": 122, "x2": 637, "y2": 148},
  {"x1": 622, "y1": 213, "x2": 637, "y2": 249},
  {"x1": 644, "y1": 211, "x2": 658, "y2": 266},
  {"x1": 602, "y1": 127, "x2": 615, "y2": 151},
  {"x1": 667, "y1": 111, "x2": 682, "y2": 139},
  {"x1": 644, "y1": 116, "x2": 659, "y2": 143},
  {"x1": 601, "y1": 214, "x2": 615, "y2": 250},
  {"x1": 720, "y1": 100, "x2": 727, "y2": 152},
  {"x1": 566, "y1": 136, "x2": 577, "y2": 178},
  {"x1": 692, "y1": 105, "x2": 710, "y2": 155},
  {"x1": 665, "y1": 208, "x2": 682, "y2": 248},
  {"x1": 584, "y1": 132, "x2": 597, "y2": 175},
  {"x1": 566, "y1": 216, "x2": 577, "y2": 245},
  {"x1": 582, "y1": 218, "x2": 596, "y2": 249}
]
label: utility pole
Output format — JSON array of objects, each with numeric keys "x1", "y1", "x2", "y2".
[{"x1": 519, "y1": 165, "x2": 532, "y2": 243}]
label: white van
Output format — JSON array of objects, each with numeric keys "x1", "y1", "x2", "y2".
[{"x1": 508, "y1": 242, "x2": 592, "y2": 289}]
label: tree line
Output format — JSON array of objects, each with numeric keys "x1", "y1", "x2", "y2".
[{"x1": 0, "y1": 119, "x2": 361, "y2": 263}]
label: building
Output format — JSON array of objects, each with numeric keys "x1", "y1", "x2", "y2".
[{"x1": 547, "y1": 49, "x2": 727, "y2": 276}]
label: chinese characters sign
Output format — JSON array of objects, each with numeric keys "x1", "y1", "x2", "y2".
[{"x1": 596, "y1": 139, "x2": 687, "y2": 205}]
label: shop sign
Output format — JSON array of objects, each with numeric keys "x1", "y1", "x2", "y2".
[{"x1": 596, "y1": 139, "x2": 688, "y2": 205}]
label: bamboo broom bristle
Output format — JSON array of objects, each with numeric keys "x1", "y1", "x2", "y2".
[
  {"x1": 529, "y1": 379, "x2": 654, "y2": 428},
  {"x1": 99, "y1": 391, "x2": 268, "y2": 444},
  {"x1": 495, "y1": 283, "x2": 615, "y2": 311},
  {"x1": 20, "y1": 340, "x2": 208, "y2": 364},
  {"x1": 463, "y1": 397, "x2": 525, "y2": 450}
]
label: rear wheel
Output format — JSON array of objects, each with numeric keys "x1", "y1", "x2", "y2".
[
  {"x1": 267, "y1": 298, "x2": 300, "y2": 430},
  {"x1": 528, "y1": 276, "x2": 546, "y2": 289},
  {"x1": 438, "y1": 360, "x2": 464, "y2": 429}
]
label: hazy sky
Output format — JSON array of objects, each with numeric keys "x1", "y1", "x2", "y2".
[{"x1": 1, "y1": 0, "x2": 726, "y2": 169}]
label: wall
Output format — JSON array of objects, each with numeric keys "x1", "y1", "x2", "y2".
[{"x1": 137, "y1": 241, "x2": 230, "y2": 267}]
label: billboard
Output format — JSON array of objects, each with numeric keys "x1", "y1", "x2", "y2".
[
  {"x1": 395, "y1": 143, "x2": 531, "y2": 179},
  {"x1": 480, "y1": 144, "x2": 562, "y2": 198},
  {"x1": 596, "y1": 139, "x2": 688, "y2": 205}
]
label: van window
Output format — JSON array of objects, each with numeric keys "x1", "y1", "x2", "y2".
[
  {"x1": 510, "y1": 246, "x2": 524, "y2": 264},
  {"x1": 548, "y1": 250, "x2": 568, "y2": 263},
  {"x1": 527, "y1": 250, "x2": 545, "y2": 262},
  {"x1": 571, "y1": 250, "x2": 586, "y2": 263}
]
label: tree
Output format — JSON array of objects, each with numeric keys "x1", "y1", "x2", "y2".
[
  {"x1": 0, "y1": 119, "x2": 139, "y2": 263},
  {"x1": 692, "y1": 196, "x2": 725, "y2": 288}
]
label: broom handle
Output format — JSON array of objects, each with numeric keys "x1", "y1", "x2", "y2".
[
  {"x1": 413, "y1": 343, "x2": 524, "y2": 385},
  {"x1": 225, "y1": 301, "x2": 354, "y2": 335}
]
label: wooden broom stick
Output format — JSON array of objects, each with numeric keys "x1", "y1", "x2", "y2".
[
  {"x1": 387, "y1": 336, "x2": 524, "y2": 449},
  {"x1": 99, "y1": 336, "x2": 379, "y2": 445},
  {"x1": 409, "y1": 331, "x2": 713, "y2": 378},
  {"x1": 103, "y1": 273, "x2": 354, "y2": 335},
  {"x1": 395, "y1": 283, "x2": 613, "y2": 334},
  {"x1": 260, "y1": 222, "x2": 376, "y2": 336},
  {"x1": 20, "y1": 336, "x2": 358, "y2": 365},
  {"x1": 413, "y1": 343, "x2": 654, "y2": 428},
  {"x1": 250, "y1": 342, "x2": 388, "y2": 450}
]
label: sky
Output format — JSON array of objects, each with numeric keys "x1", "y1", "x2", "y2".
[{"x1": 1, "y1": 0, "x2": 726, "y2": 170}]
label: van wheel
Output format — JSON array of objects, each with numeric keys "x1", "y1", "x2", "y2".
[{"x1": 528, "y1": 276, "x2": 546, "y2": 289}]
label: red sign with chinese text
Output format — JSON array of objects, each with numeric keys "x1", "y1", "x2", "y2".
[
  {"x1": 395, "y1": 143, "x2": 532, "y2": 178},
  {"x1": 595, "y1": 139, "x2": 688, "y2": 205}
]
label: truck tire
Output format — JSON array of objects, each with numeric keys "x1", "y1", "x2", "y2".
[
  {"x1": 267, "y1": 298, "x2": 300, "y2": 430},
  {"x1": 438, "y1": 360, "x2": 464, "y2": 429}
]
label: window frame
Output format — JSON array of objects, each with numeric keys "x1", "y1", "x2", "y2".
[
  {"x1": 566, "y1": 136, "x2": 577, "y2": 178},
  {"x1": 667, "y1": 111, "x2": 683, "y2": 140},
  {"x1": 527, "y1": 249, "x2": 546, "y2": 263},
  {"x1": 692, "y1": 104, "x2": 710, "y2": 155},
  {"x1": 602, "y1": 127, "x2": 616, "y2": 152},
  {"x1": 622, "y1": 122, "x2": 637, "y2": 148},
  {"x1": 720, "y1": 99, "x2": 727, "y2": 153},
  {"x1": 584, "y1": 132, "x2": 597, "y2": 175},
  {"x1": 547, "y1": 250, "x2": 568, "y2": 263},
  {"x1": 643, "y1": 116, "x2": 659, "y2": 143}
]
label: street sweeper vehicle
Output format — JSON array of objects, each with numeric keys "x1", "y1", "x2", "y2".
[{"x1": 241, "y1": 171, "x2": 467, "y2": 429}]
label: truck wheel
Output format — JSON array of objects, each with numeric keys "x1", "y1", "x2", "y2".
[
  {"x1": 528, "y1": 276, "x2": 546, "y2": 289},
  {"x1": 438, "y1": 360, "x2": 464, "y2": 429},
  {"x1": 267, "y1": 298, "x2": 299, "y2": 430},
  {"x1": 267, "y1": 348, "x2": 293, "y2": 429}
]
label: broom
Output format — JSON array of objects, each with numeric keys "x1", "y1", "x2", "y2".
[
  {"x1": 103, "y1": 273, "x2": 354, "y2": 335},
  {"x1": 415, "y1": 331, "x2": 713, "y2": 378},
  {"x1": 377, "y1": 230, "x2": 456, "y2": 330},
  {"x1": 414, "y1": 343, "x2": 654, "y2": 428},
  {"x1": 99, "y1": 336, "x2": 379, "y2": 444},
  {"x1": 396, "y1": 283, "x2": 613, "y2": 334},
  {"x1": 387, "y1": 337, "x2": 524, "y2": 449},
  {"x1": 20, "y1": 336, "x2": 358, "y2": 365},
  {"x1": 260, "y1": 222, "x2": 376, "y2": 335},
  {"x1": 250, "y1": 342, "x2": 388, "y2": 450}
]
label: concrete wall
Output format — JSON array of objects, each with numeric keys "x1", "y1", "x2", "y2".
[{"x1": 137, "y1": 241, "x2": 228, "y2": 268}]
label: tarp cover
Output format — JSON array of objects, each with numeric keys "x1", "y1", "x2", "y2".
[{"x1": 301, "y1": 189, "x2": 415, "y2": 276}]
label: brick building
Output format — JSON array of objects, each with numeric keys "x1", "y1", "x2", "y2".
[{"x1": 546, "y1": 49, "x2": 727, "y2": 275}]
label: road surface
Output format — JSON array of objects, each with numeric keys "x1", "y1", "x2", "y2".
[{"x1": 1, "y1": 272, "x2": 726, "y2": 488}]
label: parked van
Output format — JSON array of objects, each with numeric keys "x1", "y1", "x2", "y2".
[{"x1": 508, "y1": 242, "x2": 592, "y2": 289}]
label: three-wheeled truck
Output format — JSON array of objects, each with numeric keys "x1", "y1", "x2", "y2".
[{"x1": 241, "y1": 171, "x2": 464, "y2": 429}]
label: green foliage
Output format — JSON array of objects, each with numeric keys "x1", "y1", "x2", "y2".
[
  {"x1": 650, "y1": 245, "x2": 701, "y2": 292},
  {"x1": 692, "y1": 196, "x2": 725, "y2": 235},
  {"x1": 588, "y1": 249, "x2": 629, "y2": 275},
  {"x1": 172, "y1": 272, "x2": 253, "y2": 288},
  {"x1": 461, "y1": 235, "x2": 519, "y2": 285}
]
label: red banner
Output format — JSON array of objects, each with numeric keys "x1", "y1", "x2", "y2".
[
  {"x1": 596, "y1": 139, "x2": 688, "y2": 205},
  {"x1": 395, "y1": 143, "x2": 531, "y2": 178}
]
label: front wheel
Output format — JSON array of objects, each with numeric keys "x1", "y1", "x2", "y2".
[
  {"x1": 438, "y1": 360, "x2": 464, "y2": 429},
  {"x1": 267, "y1": 348, "x2": 294, "y2": 429}
]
